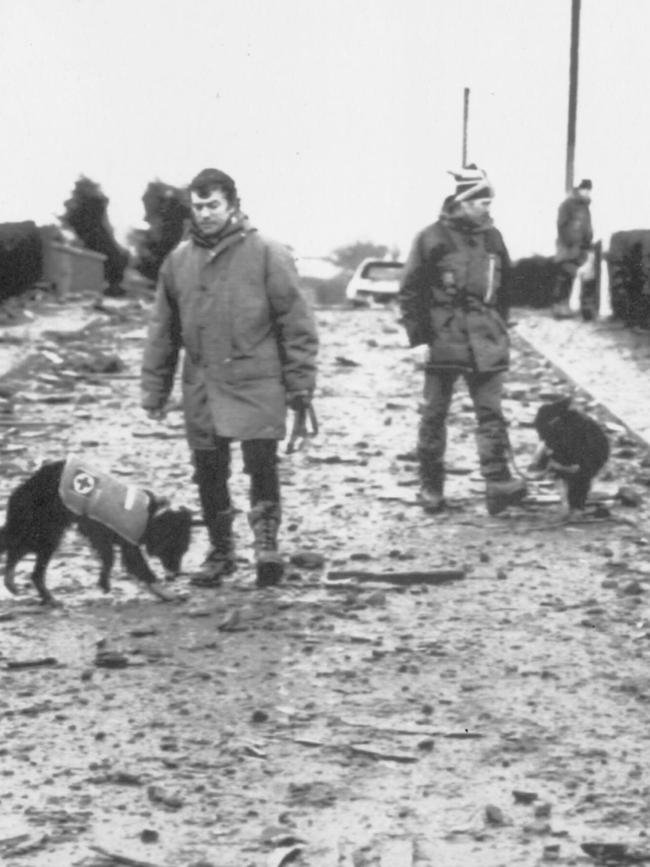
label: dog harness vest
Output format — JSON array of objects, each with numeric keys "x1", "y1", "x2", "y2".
[{"x1": 58, "y1": 456, "x2": 150, "y2": 545}]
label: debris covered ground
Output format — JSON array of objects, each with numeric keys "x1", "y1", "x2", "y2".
[{"x1": 2, "y1": 292, "x2": 650, "y2": 866}]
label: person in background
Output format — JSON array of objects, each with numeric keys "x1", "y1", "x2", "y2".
[
  {"x1": 398, "y1": 165, "x2": 526, "y2": 517},
  {"x1": 141, "y1": 167, "x2": 318, "y2": 588},
  {"x1": 552, "y1": 178, "x2": 594, "y2": 318}
]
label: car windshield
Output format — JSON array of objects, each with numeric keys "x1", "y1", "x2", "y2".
[{"x1": 361, "y1": 262, "x2": 403, "y2": 281}]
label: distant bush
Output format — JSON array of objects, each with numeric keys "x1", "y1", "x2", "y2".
[
  {"x1": 61, "y1": 176, "x2": 128, "y2": 296},
  {"x1": 509, "y1": 255, "x2": 556, "y2": 308},
  {"x1": 331, "y1": 241, "x2": 397, "y2": 272},
  {"x1": 133, "y1": 181, "x2": 190, "y2": 282},
  {"x1": 0, "y1": 222, "x2": 43, "y2": 302}
]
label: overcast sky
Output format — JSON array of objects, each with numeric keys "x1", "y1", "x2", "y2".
[{"x1": 1, "y1": 0, "x2": 648, "y2": 260}]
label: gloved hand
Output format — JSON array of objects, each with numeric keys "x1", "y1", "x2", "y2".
[{"x1": 287, "y1": 391, "x2": 312, "y2": 412}]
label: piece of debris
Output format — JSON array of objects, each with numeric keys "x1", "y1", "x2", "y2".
[
  {"x1": 267, "y1": 845, "x2": 303, "y2": 867},
  {"x1": 289, "y1": 551, "x2": 326, "y2": 570},
  {"x1": 348, "y1": 744, "x2": 418, "y2": 764},
  {"x1": 512, "y1": 790, "x2": 538, "y2": 804},
  {"x1": 94, "y1": 650, "x2": 130, "y2": 669},
  {"x1": 217, "y1": 609, "x2": 243, "y2": 631},
  {"x1": 89, "y1": 844, "x2": 164, "y2": 866},
  {"x1": 485, "y1": 804, "x2": 506, "y2": 825},
  {"x1": 580, "y1": 842, "x2": 650, "y2": 863},
  {"x1": 5, "y1": 656, "x2": 59, "y2": 670},
  {"x1": 616, "y1": 486, "x2": 643, "y2": 507},
  {"x1": 325, "y1": 569, "x2": 465, "y2": 586},
  {"x1": 147, "y1": 785, "x2": 184, "y2": 810}
]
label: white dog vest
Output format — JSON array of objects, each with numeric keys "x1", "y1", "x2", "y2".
[{"x1": 58, "y1": 455, "x2": 150, "y2": 545}]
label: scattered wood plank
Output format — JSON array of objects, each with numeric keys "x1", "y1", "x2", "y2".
[
  {"x1": 347, "y1": 744, "x2": 418, "y2": 763},
  {"x1": 326, "y1": 569, "x2": 465, "y2": 586},
  {"x1": 284, "y1": 736, "x2": 418, "y2": 763},
  {"x1": 89, "y1": 845, "x2": 164, "y2": 867},
  {"x1": 336, "y1": 718, "x2": 484, "y2": 739},
  {"x1": 5, "y1": 656, "x2": 60, "y2": 670}
]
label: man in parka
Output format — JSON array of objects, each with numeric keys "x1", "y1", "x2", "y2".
[
  {"x1": 398, "y1": 165, "x2": 526, "y2": 517},
  {"x1": 141, "y1": 168, "x2": 318, "y2": 587},
  {"x1": 552, "y1": 178, "x2": 593, "y2": 318}
]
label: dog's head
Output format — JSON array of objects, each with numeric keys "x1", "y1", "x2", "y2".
[
  {"x1": 534, "y1": 396, "x2": 572, "y2": 442},
  {"x1": 145, "y1": 502, "x2": 192, "y2": 577}
]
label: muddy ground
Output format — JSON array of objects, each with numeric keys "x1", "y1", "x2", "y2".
[{"x1": 1, "y1": 294, "x2": 650, "y2": 867}]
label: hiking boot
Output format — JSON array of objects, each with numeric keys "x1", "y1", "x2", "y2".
[
  {"x1": 419, "y1": 486, "x2": 445, "y2": 513},
  {"x1": 485, "y1": 478, "x2": 527, "y2": 516},
  {"x1": 248, "y1": 501, "x2": 284, "y2": 587},
  {"x1": 189, "y1": 509, "x2": 235, "y2": 587},
  {"x1": 418, "y1": 455, "x2": 445, "y2": 513}
]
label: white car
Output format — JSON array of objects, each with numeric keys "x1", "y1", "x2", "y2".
[{"x1": 345, "y1": 258, "x2": 404, "y2": 305}]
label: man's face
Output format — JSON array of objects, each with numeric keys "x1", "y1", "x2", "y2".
[
  {"x1": 190, "y1": 188, "x2": 233, "y2": 236},
  {"x1": 459, "y1": 197, "x2": 492, "y2": 221}
]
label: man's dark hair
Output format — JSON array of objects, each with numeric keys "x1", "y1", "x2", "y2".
[{"x1": 188, "y1": 168, "x2": 239, "y2": 207}]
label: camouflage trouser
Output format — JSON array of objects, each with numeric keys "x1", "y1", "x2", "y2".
[{"x1": 418, "y1": 369, "x2": 510, "y2": 481}]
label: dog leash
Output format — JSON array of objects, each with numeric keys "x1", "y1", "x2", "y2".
[{"x1": 286, "y1": 405, "x2": 319, "y2": 454}]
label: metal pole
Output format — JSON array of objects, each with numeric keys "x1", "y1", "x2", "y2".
[
  {"x1": 565, "y1": 0, "x2": 581, "y2": 193},
  {"x1": 462, "y1": 87, "x2": 470, "y2": 167}
]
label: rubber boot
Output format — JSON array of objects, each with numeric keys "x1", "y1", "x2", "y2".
[
  {"x1": 189, "y1": 509, "x2": 236, "y2": 587},
  {"x1": 418, "y1": 456, "x2": 445, "y2": 513},
  {"x1": 248, "y1": 501, "x2": 284, "y2": 587},
  {"x1": 485, "y1": 477, "x2": 527, "y2": 516}
]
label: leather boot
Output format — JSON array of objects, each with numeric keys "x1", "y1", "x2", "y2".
[
  {"x1": 485, "y1": 477, "x2": 527, "y2": 516},
  {"x1": 189, "y1": 509, "x2": 235, "y2": 587},
  {"x1": 418, "y1": 456, "x2": 445, "y2": 513},
  {"x1": 248, "y1": 501, "x2": 284, "y2": 587}
]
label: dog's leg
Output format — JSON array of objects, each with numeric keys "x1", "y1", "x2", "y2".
[
  {"x1": 31, "y1": 551, "x2": 58, "y2": 606},
  {"x1": 120, "y1": 543, "x2": 174, "y2": 602},
  {"x1": 81, "y1": 522, "x2": 115, "y2": 593},
  {"x1": 4, "y1": 550, "x2": 21, "y2": 595},
  {"x1": 558, "y1": 479, "x2": 571, "y2": 520}
]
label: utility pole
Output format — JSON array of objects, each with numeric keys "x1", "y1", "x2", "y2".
[
  {"x1": 462, "y1": 87, "x2": 470, "y2": 167},
  {"x1": 565, "y1": 0, "x2": 581, "y2": 193}
]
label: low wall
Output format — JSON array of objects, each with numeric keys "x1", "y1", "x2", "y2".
[{"x1": 41, "y1": 242, "x2": 107, "y2": 296}]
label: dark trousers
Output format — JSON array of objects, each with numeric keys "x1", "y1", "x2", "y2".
[
  {"x1": 418, "y1": 369, "x2": 510, "y2": 481},
  {"x1": 193, "y1": 439, "x2": 280, "y2": 524}
]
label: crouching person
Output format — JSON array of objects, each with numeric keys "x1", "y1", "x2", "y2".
[
  {"x1": 141, "y1": 167, "x2": 318, "y2": 587},
  {"x1": 398, "y1": 165, "x2": 526, "y2": 516}
]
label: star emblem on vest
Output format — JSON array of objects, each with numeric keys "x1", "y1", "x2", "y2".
[{"x1": 72, "y1": 470, "x2": 97, "y2": 496}]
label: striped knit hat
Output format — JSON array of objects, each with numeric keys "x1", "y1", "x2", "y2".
[{"x1": 448, "y1": 164, "x2": 494, "y2": 202}]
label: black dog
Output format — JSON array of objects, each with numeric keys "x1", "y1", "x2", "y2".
[
  {"x1": 532, "y1": 397, "x2": 610, "y2": 514},
  {"x1": 0, "y1": 460, "x2": 192, "y2": 605}
]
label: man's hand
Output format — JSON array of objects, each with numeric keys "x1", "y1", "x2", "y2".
[
  {"x1": 287, "y1": 391, "x2": 312, "y2": 412},
  {"x1": 146, "y1": 407, "x2": 167, "y2": 421}
]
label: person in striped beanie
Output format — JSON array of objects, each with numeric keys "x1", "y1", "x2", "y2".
[{"x1": 398, "y1": 164, "x2": 527, "y2": 517}]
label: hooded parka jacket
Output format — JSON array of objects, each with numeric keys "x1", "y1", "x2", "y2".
[
  {"x1": 141, "y1": 219, "x2": 318, "y2": 447},
  {"x1": 398, "y1": 215, "x2": 512, "y2": 373}
]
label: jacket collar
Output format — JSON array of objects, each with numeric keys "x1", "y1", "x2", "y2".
[{"x1": 190, "y1": 214, "x2": 254, "y2": 258}]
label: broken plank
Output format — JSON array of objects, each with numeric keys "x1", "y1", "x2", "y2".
[
  {"x1": 348, "y1": 744, "x2": 418, "y2": 763},
  {"x1": 325, "y1": 569, "x2": 465, "y2": 586}
]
